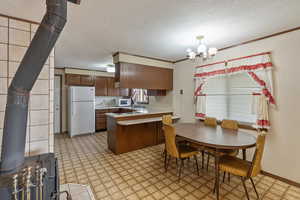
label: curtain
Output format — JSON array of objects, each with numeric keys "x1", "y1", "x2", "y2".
[{"x1": 194, "y1": 52, "x2": 274, "y2": 129}]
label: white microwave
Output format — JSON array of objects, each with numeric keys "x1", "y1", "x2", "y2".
[{"x1": 119, "y1": 99, "x2": 131, "y2": 107}]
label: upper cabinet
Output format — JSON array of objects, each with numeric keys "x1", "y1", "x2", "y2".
[
  {"x1": 95, "y1": 76, "x2": 108, "y2": 96},
  {"x1": 95, "y1": 76, "x2": 130, "y2": 97},
  {"x1": 107, "y1": 77, "x2": 119, "y2": 96},
  {"x1": 65, "y1": 74, "x2": 81, "y2": 85},
  {"x1": 65, "y1": 74, "x2": 95, "y2": 86},
  {"x1": 115, "y1": 62, "x2": 173, "y2": 90},
  {"x1": 80, "y1": 75, "x2": 95, "y2": 86}
]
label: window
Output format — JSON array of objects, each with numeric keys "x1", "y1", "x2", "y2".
[
  {"x1": 203, "y1": 73, "x2": 260, "y2": 124},
  {"x1": 131, "y1": 89, "x2": 149, "y2": 104}
]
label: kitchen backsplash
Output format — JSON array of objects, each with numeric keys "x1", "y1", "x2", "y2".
[{"x1": 95, "y1": 96, "x2": 121, "y2": 107}]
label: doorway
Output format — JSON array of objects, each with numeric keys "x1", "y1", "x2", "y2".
[{"x1": 54, "y1": 75, "x2": 62, "y2": 134}]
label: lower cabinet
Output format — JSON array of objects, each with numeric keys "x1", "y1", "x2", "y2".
[
  {"x1": 95, "y1": 108, "x2": 135, "y2": 131},
  {"x1": 95, "y1": 109, "x2": 107, "y2": 131},
  {"x1": 156, "y1": 122, "x2": 165, "y2": 144}
]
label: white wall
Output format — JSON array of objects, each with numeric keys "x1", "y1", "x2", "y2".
[{"x1": 173, "y1": 30, "x2": 300, "y2": 183}]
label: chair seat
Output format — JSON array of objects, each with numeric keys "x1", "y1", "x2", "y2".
[
  {"x1": 178, "y1": 144, "x2": 199, "y2": 158},
  {"x1": 206, "y1": 147, "x2": 238, "y2": 156},
  {"x1": 219, "y1": 155, "x2": 251, "y2": 177}
]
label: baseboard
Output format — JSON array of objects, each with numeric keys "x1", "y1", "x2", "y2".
[{"x1": 261, "y1": 170, "x2": 300, "y2": 188}]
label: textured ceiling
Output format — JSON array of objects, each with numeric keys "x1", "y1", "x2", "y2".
[{"x1": 1, "y1": 0, "x2": 300, "y2": 71}]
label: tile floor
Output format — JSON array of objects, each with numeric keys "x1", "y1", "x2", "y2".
[
  {"x1": 55, "y1": 132, "x2": 300, "y2": 200},
  {"x1": 60, "y1": 183, "x2": 96, "y2": 200}
]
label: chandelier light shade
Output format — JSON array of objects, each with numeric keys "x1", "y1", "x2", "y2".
[{"x1": 186, "y1": 35, "x2": 217, "y2": 60}]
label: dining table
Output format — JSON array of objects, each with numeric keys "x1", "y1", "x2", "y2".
[{"x1": 173, "y1": 123, "x2": 257, "y2": 200}]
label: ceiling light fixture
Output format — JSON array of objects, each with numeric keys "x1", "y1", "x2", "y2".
[{"x1": 186, "y1": 35, "x2": 217, "y2": 60}]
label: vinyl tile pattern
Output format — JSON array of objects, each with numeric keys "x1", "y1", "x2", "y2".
[{"x1": 55, "y1": 132, "x2": 300, "y2": 200}]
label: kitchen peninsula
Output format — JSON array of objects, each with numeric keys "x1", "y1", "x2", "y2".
[{"x1": 106, "y1": 108, "x2": 179, "y2": 154}]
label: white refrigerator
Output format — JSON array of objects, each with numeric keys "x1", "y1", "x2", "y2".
[{"x1": 68, "y1": 86, "x2": 95, "y2": 137}]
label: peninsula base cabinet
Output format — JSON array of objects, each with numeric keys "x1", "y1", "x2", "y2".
[{"x1": 107, "y1": 112, "x2": 173, "y2": 154}]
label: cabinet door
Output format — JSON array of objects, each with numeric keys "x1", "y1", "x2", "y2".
[
  {"x1": 117, "y1": 62, "x2": 173, "y2": 90},
  {"x1": 65, "y1": 74, "x2": 81, "y2": 85},
  {"x1": 95, "y1": 77, "x2": 108, "y2": 96},
  {"x1": 156, "y1": 122, "x2": 165, "y2": 144},
  {"x1": 80, "y1": 75, "x2": 95, "y2": 86},
  {"x1": 107, "y1": 78, "x2": 119, "y2": 96}
]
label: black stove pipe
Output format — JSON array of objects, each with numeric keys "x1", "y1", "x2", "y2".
[{"x1": 0, "y1": 0, "x2": 81, "y2": 175}]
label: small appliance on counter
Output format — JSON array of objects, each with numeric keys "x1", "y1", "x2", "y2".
[
  {"x1": 68, "y1": 86, "x2": 95, "y2": 137},
  {"x1": 119, "y1": 98, "x2": 131, "y2": 107}
]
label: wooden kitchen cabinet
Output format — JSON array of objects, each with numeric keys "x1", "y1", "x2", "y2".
[
  {"x1": 66, "y1": 74, "x2": 131, "y2": 97},
  {"x1": 65, "y1": 74, "x2": 81, "y2": 85},
  {"x1": 116, "y1": 62, "x2": 173, "y2": 90},
  {"x1": 95, "y1": 108, "x2": 134, "y2": 131},
  {"x1": 80, "y1": 75, "x2": 95, "y2": 86},
  {"x1": 66, "y1": 74, "x2": 95, "y2": 86},
  {"x1": 107, "y1": 78, "x2": 119, "y2": 96},
  {"x1": 95, "y1": 109, "x2": 107, "y2": 131},
  {"x1": 156, "y1": 122, "x2": 165, "y2": 144},
  {"x1": 95, "y1": 77, "x2": 108, "y2": 96}
]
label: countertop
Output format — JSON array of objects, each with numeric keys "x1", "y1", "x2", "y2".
[
  {"x1": 117, "y1": 115, "x2": 180, "y2": 126},
  {"x1": 105, "y1": 107, "x2": 174, "y2": 118},
  {"x1": 95, "y1": 106, "x2": 133, "y2": 110}
]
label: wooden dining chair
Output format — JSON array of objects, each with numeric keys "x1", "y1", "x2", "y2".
[
  {"x1": 204, "y1": 117, "x2": 218, "y2": 127},
  {"x1": 221, "y1": 119, "x2": 239, "y2": 130},
  {"x1": 162, "y1": 124, "x2": 200, "y2": 181},
  {"x1": 162, "y1": 115, "x2": 172, "y2": 156},
  {"x1": 216, "y1": 133, "x2": 266, "y2": 200},
  {"x1": 162, "y1": 115, "x2": 173, "y2": 125},
  {"x1": 205, "y1": 118, "x2": 239, "y2": 172}
]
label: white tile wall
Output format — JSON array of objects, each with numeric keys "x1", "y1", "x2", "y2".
[
  {"x1": 32, "y1": 79, "x2": 49, "y2": 94},
  {"x1": 50, "y1": 56, "x2": 55, "y2": 68},
  {"x1": 9, "y1": 19, "x2": 30, "y2": 31},
  {"x1": 49, "y1": 123, "x2": 54, "y2": 135},
  {"x1": 50, "y1": 68, "x2": 54, "y2": 80},
  {"x1": 8, "y1": 61, "x2": 18, "y2": 77},
  {"x1": 39, "y1": 65, "x2": 49, "y2": 79},
  {"x1": 0, "y1": 16, "x2": 8, "y2": 27},
  {"x1": 0, "y1": 61, "x2": 7, "y2": 77},
  {"x1": 9, "y1": 28, "x2": 30, "y2": 46},
  {"x1": 0, "y1": 27, "x2": 8, "y2": 43},
  {"x1": 49, "y1": 112, "x2": 53, "y2": 124},
  {"x1": 30, "y1": 95, "x2": 49, "y2": 110},
  {"x1": 30, "y1": 110, "x2": 49, "y2": 126},
  {"x1": 31, "y1": 24, "x2": 38, "y2": 33},
  {"x1": 9, "y1": 45, "x2": 27, "y2": 62},
  {"x1": 0, "y1": 95, "x2": 6, "y2": 111},
  {"x1": 0, "y1": 78, "x2": 7, "y2": 94},
  {"x1": 30, "y1": 125, "x2": 49, "y2": 142},
  {"x1": 0, "y1": 16, "x2": 55, "y2": 156},
  {"x1": 0, "y1": 44, "x2": 7, "y2": 60},
  {"x1": 49, "y1": 89, "x2": 54, "y2": 101},
  {"x1": 30, "y1": 140, "x2": 49, "y2": 156}
]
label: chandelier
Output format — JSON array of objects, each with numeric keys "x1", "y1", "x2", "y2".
[{"x1": 186, "y1": 35, "x2": 218, "y2": 60}]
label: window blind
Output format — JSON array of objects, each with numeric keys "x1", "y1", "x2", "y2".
[
  {"x1": 203, "y1": 73, "x2": 259, "y2": 124},
  {"x1": 132, "y1": 89, "x2": 149, "y2": 104}
]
